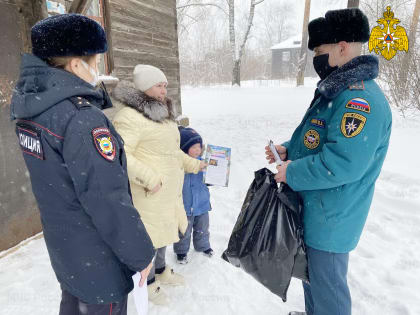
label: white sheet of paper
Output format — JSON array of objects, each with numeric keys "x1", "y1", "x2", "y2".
[
  {"x1": 205, "y1": 157, "x2": 229, "y2": 186},
  {"x1": 132, "y1": 272, "x2": 148, "y2": 315}
]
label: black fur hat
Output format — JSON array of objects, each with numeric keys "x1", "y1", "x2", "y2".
[
  {"x1": 31, "y1": 14, "x2": 108, "y2": 59},
  {"x1": 308, "y1": 8, "x2": 370, "y2": 50}
]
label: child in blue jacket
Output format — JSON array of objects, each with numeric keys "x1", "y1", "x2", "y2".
[{"x1": 174, "y1": 127, "x2": 213, "y2": 264}]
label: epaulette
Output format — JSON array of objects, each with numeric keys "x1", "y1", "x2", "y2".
[
  {"x1": 69, "y1": 96, "x2": 93, "y2": 109},
  {"x1": 348, "y1": 80, "x2": 365, "y2": 90}
]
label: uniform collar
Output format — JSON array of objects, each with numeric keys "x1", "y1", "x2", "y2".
[{"x1": 317, "y1": 55, "x2": 379, "y2": 99}]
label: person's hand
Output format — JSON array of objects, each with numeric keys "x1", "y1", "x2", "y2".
[
  {"x1": 138, "y1": 262, "x2": 153, "y2": 287},
  {"x1": 274, "y1": 160, "x2": 292, "y2": 183},
  {"x1": 150, "y1": 182, "x2": 162, "y2": 195},
  {"x1": 265, "y1": 145, "x2": 287, "y2": 164},
  {"x1": 199, "y1": 161, "x2": 208, "y2": 171}
]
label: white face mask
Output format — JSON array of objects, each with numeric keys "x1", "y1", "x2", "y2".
[{"x1": 81, "y1": 60, "x2": 99, "y2": 87}]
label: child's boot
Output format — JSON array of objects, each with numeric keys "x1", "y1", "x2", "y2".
[
  {"x1": 203, "y1": 248, "x2": 214, "y2": 257},
  {"x1": 177, "y1": 253, "x2": 188, "y2": 264}
]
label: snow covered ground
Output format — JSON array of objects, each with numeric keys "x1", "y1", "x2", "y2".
[{"x1": 1, "y1": 80, "x2": 419, "y2": 315}]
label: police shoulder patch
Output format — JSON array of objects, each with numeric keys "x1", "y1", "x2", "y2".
[
  {"x1": 345, "y1": 97, "x2": 370, "y2": 113},
  {"x1": 341, "y1": 113, "x2": 367, "y2": 138},
  {"x1": 303, "y1": 129, "x2": 320, "y2": 149},
  {"x1": 92, "y1": 127, "x2": 116, "y2": 162}
]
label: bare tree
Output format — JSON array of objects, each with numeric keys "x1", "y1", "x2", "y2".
[
  {"x1": 177, "y1": 0, "x2": 212, "y2": 37},
  {"x1": 296, "y1": 0, "x2": 311, "y2": 86},
  {"x1": 177, "y1": 0, "x2": 265, "y2": 86},
  {"x1": 229, "y1": 0, "x2": 265, "y2": 86},
  {"x1": 399, "y1": 0, "x2": 420, "y2": 88}
]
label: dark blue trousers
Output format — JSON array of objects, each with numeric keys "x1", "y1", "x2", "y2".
[
  {"x1": 173, "y1": 212, "x2": 210, "y2": 254},
  {"x1": 59, "y1": 286, "x2": 127, "y2": 315},
  {"x1": 303, "y1": 246, "x2": 351, "y2": 315}
]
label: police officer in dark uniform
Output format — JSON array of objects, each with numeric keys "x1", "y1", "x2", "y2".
[{"x1": 10, "y1": 14, "x2": 155, "y2": 314}]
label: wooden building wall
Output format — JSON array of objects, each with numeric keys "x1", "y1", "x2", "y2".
[
  {"x1": 0, "y1": 0, "x2": 182, "y2": 252},
  {"x1": 0, "y1": 0, "x2": 47, "y2": 252},
  {"x1": 109, "y1": 0, "x2": 182, "y2": 114}
]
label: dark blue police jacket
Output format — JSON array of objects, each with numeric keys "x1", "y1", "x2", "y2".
[{"x1": 10, "y1": 54, "x2": 155, "y2": 304}]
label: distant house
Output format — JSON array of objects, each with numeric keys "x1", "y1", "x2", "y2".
[{"x1": 271, "y1": 35, "x2": 317, "y2": 79}]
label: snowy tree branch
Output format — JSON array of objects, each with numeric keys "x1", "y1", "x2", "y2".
[
  {"x1": 176, "y1": 3, "x2": 229, "y2": 16},
  {"x1": 237, "y1": 0, "x2": 265, "y2": 61}
]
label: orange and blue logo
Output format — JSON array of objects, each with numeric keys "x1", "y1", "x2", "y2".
[{"x1": 369, "y1": 6, "x2": 409, "y2": 60}]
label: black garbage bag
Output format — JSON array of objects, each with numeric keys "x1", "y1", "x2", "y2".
[{"x1": 222, "y1": 168, "x2": 308, "y2": 302}]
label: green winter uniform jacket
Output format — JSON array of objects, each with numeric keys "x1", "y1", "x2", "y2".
[{"x1": 283, "y1": 55, "x2": 392, "y2": 253}]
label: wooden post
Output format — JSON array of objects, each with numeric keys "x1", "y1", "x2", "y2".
[
  {"x1": 68, "y1": 0, "x2": 94, "y2": 13},
  {"x1": 347, "y1": 0, "x2": 359, "y2": 8},
  {"x1": 296, "y1": 0, "x2": 311, "y2": 86},
  {"x1": 103, "y1": 0, "x2": 114, "y2": 73}
]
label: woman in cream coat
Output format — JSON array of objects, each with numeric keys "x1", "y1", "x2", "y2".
[{"x1": 112, "y1": 65, "x2": 206, "y2": 305}]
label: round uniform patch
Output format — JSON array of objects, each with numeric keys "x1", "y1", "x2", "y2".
[
  {"x1": 303, "y1": 129, "x2": 320, "y2": 149},
  {"x1": 92, "y1": 127, "x2": 116, "y2": 162}
]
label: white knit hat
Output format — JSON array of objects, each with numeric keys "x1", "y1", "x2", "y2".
[{"x1": 132, "y1": 64, "x2": 168, "y2": 92}]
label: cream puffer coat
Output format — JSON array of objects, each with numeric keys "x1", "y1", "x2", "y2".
[{"x1": 112, "y1": 81, "x2": 200, "y2": 249}]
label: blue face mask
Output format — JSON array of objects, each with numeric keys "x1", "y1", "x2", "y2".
[{"x1": 313, "y1": 54, "x2": 338, "y2": 80}]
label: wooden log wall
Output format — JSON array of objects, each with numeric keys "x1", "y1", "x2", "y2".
[
  {"x1": 0, "y1": 0, "x2": 182, "y2": 251},
  {"x1": 109, "y1": 0, "x2": 182, "y2": 114},
  {"x1": 0, "y1": 0, "x2": 47, "y2": 252},
  {"x1": 64, "y1": 0, "x2": 182, "y2": 113}
]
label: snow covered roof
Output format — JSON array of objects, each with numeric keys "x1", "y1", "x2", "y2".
[{"x1": 271, "y1": 35, "x2": 302, "y2": 50}]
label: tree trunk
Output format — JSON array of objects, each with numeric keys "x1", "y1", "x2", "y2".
[
  {"x1": 229, "y1": 0, "x2": 264, "y2": 86},
  {"x1": 232, "y1": 59, "x2": 241, "y2": 86},
  {"x1": 228, "y1": 0, "x2": 237, "y2": 85},
  {"x1": 347, "y1": 0, "x2": 359, "y2": 8},
  {"x1": 296, "y1": 0, "x2": 311, "y2": 86},
  {"x1": 399, "y1": 0, "x2": 420, "y2": 88}
]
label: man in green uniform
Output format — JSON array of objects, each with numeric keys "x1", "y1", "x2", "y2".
[{"x1": 266, "y1": 8, "x2": 392, "y2": 315}]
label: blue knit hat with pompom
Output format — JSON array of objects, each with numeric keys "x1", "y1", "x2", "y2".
[{"x1": 179, "y1": 126, "x2": 203, "y2": 154}]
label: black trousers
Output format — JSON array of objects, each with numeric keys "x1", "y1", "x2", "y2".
[{"x1": 59, "y1": 287, "x2": 128, "y2": 315}]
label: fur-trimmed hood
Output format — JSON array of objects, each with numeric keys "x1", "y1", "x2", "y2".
[
  {"x1": 318, "y1": 55, "x2": 379, "y2": 99},
  {"x1": 112, "y1": 80, "x2": 176, "y2": 123}
]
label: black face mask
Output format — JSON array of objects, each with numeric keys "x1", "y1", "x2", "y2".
[{"x1": 313, "y1": 54, "x2": 338, "y2": 80}]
